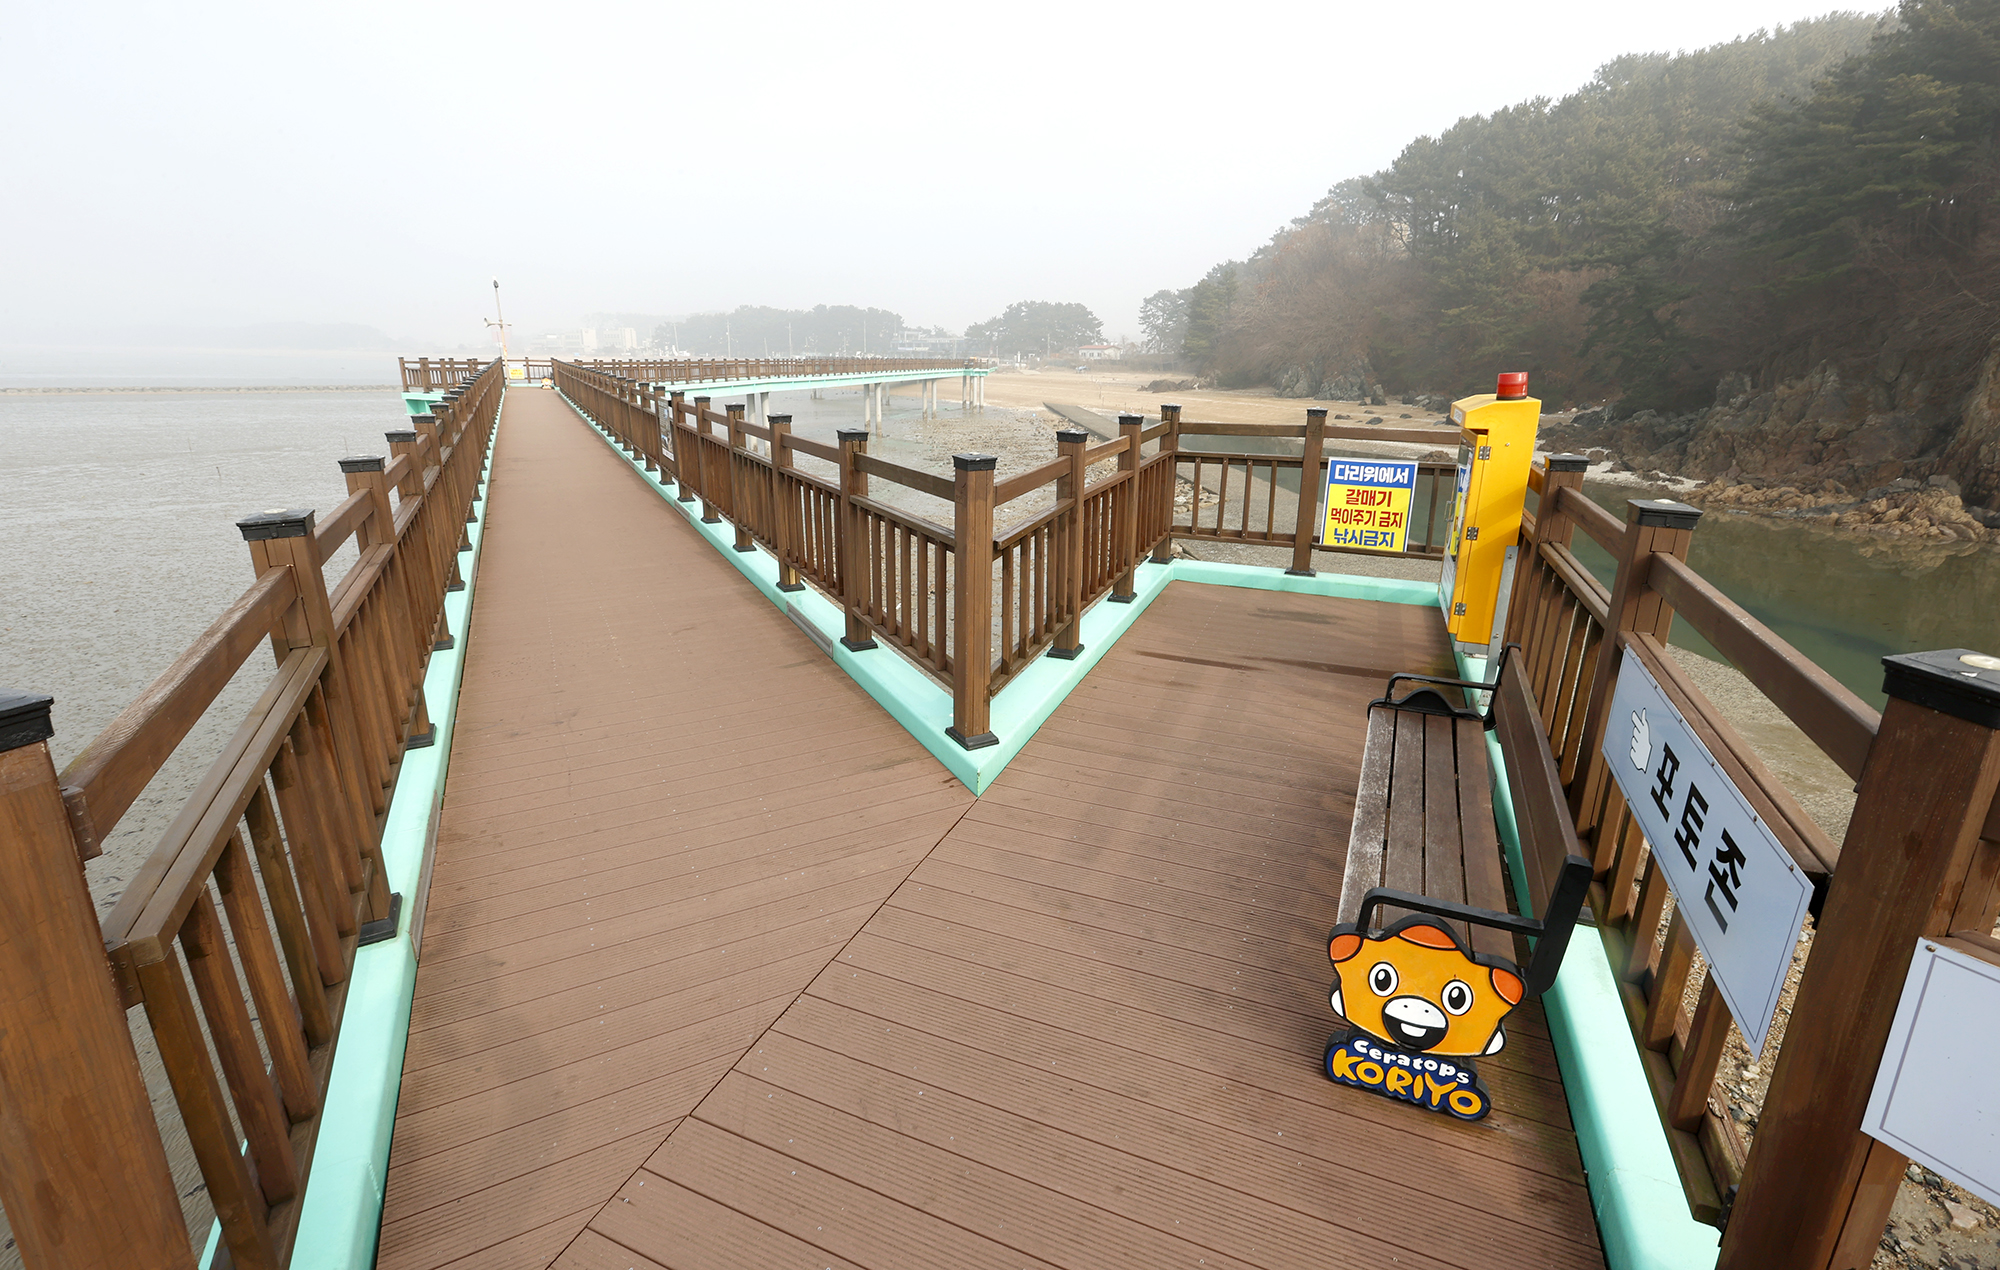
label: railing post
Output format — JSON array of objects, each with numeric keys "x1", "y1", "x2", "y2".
[
  {"x1": 1151, "y1": 403, "x2": 1182, "y2": 564},
  {"x1": 237, "y1": 509, "x2": 394, "y2": 927},
  {"x1": 0, "y1": 693, "x2": 196, "y2": 1270},
  {"x1": 1538, "y1": 454, "x2": 1590, "y2": 549},
  {"x1": 837, "y1": 428, "x2": 877, "y2": 652},
  {"x1": 640, "y1": 382, "x2": 662, "y2": 474},
  {"x1": 1112, "y1": 414, "x2": 1143, "y2": 601},
  {"x1": 416, "y1": 409, "x2": 466, "y2": 592},
  {"x1": 671, "y1": 392, "x2": 694, "y2": 502},
  {"x1": 769, "y1": 414, "x2": 803, "y2": 592},
  {"x1": 1506, "y1": 454, "x2": 1589, "y2": 648},
  {"x1": 725, "y1": 403, "x2": 753, "y2": 552},
  {"x1": 1286, "y1": 407, "x2": 1328, "y2": 576},
  {"x1": 1720, "y1": 651, "x2": 2000, "y2": 1270},
  {"x1": 340, "y1": 455, "x2": 433, "y2": 748},
  {"x1": 693, "y1": 397, "x2": 720, "y2": 523},
  {"x1": 1569, "y1": 499, "x2": 1702, "y2": 839},
  {"x1": 949, "y1": 453, "x2": 998, "y2": 749},
  {"x1": 1052, "y1": 428, "x2": 1089, "y2": 658}
]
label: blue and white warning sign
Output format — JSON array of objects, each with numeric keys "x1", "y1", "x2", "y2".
[
  {"x1": 1321, "y1": 459, "x2": 1418, "y2": 553},
  {"x1": 1604, "y1": 651, "x2": 1813, "y2": 1056}
]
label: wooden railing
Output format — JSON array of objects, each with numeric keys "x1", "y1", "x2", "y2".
[
  {"x1": 566, "y1": 356, "x2": 2000, "y2": 1261},
  {"x1": 397, "y1": 356, "x2": 488, "y2": 393},
  {"x1": 551, "y1": 366, "x2": 1467, "y2": 745},
  {"x1": 0, "y1": 359, "x2": 501, "y2": 1270},
  {"x1": 1167, "y1": 407, "x2": 1460, "y2": 564},
  {"x1": 1505, "y1": 457, "x2": 2000, "y2": 1266}
]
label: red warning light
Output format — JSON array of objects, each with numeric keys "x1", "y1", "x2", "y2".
[{"x1": 1497, "y1": 372, "x2": 1529, "y2": 400}]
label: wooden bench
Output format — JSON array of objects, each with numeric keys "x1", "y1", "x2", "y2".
[{"x1": 1336, "y1": 645, "x2": 1592, "y2": 996}]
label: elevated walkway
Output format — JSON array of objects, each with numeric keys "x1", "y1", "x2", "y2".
[{"x1": 377, "y1": 388, "x2": 1600, "y2": 1268}]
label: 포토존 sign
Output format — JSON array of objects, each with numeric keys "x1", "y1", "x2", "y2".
[{"x1": 1602, "y1": 649, "x2": 1814, "y2": 1056}]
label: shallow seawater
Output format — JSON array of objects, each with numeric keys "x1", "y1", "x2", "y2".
[{"x1": 1570, "y1": 482, "x2": 2000, "y2": 709}]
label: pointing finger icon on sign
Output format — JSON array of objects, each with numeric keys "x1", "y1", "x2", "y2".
[{"x1": 1629, "y1": 710, "x2": 1651, "y2": 772}]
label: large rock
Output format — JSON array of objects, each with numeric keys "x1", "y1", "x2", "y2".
[
  {"x1": 1942, "y1": 337, "x2": 2000, "y2": 509},
  {"x1": 1547, "y1": 351, "x2": 1995, "y2": 511}
]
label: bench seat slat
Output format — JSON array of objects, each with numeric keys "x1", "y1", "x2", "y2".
[
  {"x1": 1339, "y1": 709, "x2": 1396, "y2": 922},
  {"x1": 1456, "y1": 720, "x2": 1516, "y2": 964},
  {"x1": 1383, "y1": 712, "x2": 1429, "y2": 917},
  {"x1": 1422, "y1": 712, "x2": 1470, "y2": 947},
  {"x1": 1338, "y1": 703, "x2": 1513, "y2": 958}
]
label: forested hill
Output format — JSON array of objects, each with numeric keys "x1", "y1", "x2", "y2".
[{"x1": 1147, "y1": 2, "x2": 2000, "y2": 508}]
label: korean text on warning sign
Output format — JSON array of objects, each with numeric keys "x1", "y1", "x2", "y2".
[{"x1": 1321, "y1": 459, "x2": 1418, "y2": 553}]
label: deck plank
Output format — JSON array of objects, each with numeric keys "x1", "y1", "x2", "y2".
[
  {"x1": 376, "y1": 389, "x2": 973, "y2": 1270},
  {"x1": 591, "y1": 582, "x2": 1601, "y2": 1269},
  {"x1": 384, "y1": 386, "x2": 1603, "y2": 1269}
]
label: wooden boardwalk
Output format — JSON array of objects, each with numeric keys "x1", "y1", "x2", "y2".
[{"x1": 378, "y1": 388, "x2": 1602, "y2": 1270}]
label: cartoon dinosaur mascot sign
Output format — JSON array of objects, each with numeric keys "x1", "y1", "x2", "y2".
[{"x1": 1324, "y1": 915, "x2": 1524, "y2": 1121}]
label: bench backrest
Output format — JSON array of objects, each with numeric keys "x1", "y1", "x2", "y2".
[{"x1": 1492, "y1": 652, "x2": 1594, "y2": 993}]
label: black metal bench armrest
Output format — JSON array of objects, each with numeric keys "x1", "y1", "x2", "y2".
[
  {"x1": 1353, "y1": 849, "x2": 1593, "y2": 997},
  {"x1": 1372, "y1": 646, "x2": 1520, "y2": 729}
]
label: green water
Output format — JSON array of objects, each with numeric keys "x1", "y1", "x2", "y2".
[{"x1": 1564, "y1": 484, "x2": 2000, "y2": 710}]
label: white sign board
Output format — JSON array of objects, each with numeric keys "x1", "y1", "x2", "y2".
[
  {"x1": 1862, "y1": 939, "x2": 2000, "y2": 1208},
  {"x1": 1603, "y1": 652, "x2": 1813, "y2": 1055}
]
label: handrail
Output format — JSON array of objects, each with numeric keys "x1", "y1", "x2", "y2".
[
  {"x1": 59, "y1": 568, "x2": 300, "y2": 858},
  {"x1": 993, "y1": 455, "x2": 1070, "y2": 505},
  {"x1": 783, "y1": 434, "x2": 840, "y2": 464},
  {"x1": 1556, "y1": 483, "x2": 1623, "y2": 552},
  {"x1": 10, "y1": 353, "x2": 505, "y2": 1270},
  {"x1": 1649, "y1": 553, "x2": 1880, "y2": 780},
  {"x1": 854, "y1": 452, "x2": 955, "y2": 501},
  {"x1": 313, "y1": 490, "x2": 374, "y2": 558},
  {"x1": 850, "y1": 494, "x2": 955, "y2": 546}
]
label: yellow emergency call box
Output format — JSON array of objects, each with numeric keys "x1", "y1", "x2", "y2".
[{"x1": 1439, "y1": 373, "x2": 1541, "y2": 651}]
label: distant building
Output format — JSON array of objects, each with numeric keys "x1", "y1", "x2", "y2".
[
  {"x1": 892, "y1": 328, "x2": 966, "y2": 357},
  {"x1": 1079, "y1": 344, "x2": 1119, "y2": 361}
]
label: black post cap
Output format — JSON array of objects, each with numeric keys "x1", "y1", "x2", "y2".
[
  {"x1": 837, "y1": 428, "x2": 870, "y2": 443},
  {"x1": 769, "y1": 414, "x2": 792, "y2": 425},
  {"x1": 1055, "y1": 428, "x2": 1090, "y2": 444},
  {"x1": 1548, "y1": 453, "x2": 1590, "y2": 473},
  {"x1": 1306, "y1": 407, "x2": 1329, "y2": 419},
  {"x1": 1118, "y1": 414, "x2": 1144, "y2": 427},
  {"x1": 237, "y1": 508, "x2": 316, "y2": 541},
  {"x1": 0, "y1": 690, "x2": 55, "y2": 753},
  {"x1": 693, "y1": 395, "x2": 711, "y2": 404},
  {"x1": 953, "y1": 453, "x2": 998, "y2": 472},
  {"x1": 1883, "y1": 650, "x2": 2000, "y2": 728},
  {"x1": 1630, "y1": 499, "x2": 1702, "y2": 530},
  {"x1": 726, "y1": 402, "x2": 745, "y2": 414},
  {"x1": 385, "y1": 429, "x2": 418, "y2": 443},
  {"x1": 338, "y1": 455, "x2": 386, "y2": 473},
  {"x1": 1162, "y1": 402, "x2": 1181, "y2": 411}
]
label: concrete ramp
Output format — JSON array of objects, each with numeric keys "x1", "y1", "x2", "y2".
[{"x1": 1041, "y1": 402, "x2": 1122, "y2": 439}]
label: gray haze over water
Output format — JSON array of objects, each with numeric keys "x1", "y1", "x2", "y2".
[{"x1": 7, "y1": 0, "x2": 1879, "y2": 365}]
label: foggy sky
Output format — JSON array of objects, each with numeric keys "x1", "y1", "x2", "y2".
[{"x1": 8, "y1": 0, "x2": 1871, "y2": 356}]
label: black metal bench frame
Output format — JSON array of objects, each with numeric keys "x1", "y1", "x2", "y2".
[{"x1": 1348, "y1": 644, "x2": 1593, "y2": 996}]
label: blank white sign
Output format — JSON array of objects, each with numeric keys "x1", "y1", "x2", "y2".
[{"x1": 1862, "y1": 938, "x2": 2000, "y2": 1208}]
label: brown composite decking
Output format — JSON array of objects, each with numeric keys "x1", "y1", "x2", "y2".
[{"x1": 379, "y1": 386, "x2": 1603, "y2": 1270}]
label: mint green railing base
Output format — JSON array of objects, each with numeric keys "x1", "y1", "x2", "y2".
[{"x1": 1467, "y1": 649, "x2": 1723, "y2": 1270}]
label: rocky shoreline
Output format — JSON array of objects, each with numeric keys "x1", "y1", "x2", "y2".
[{"x1": 1683, "y1": 474, "x2": 2000, "y2": 546}]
